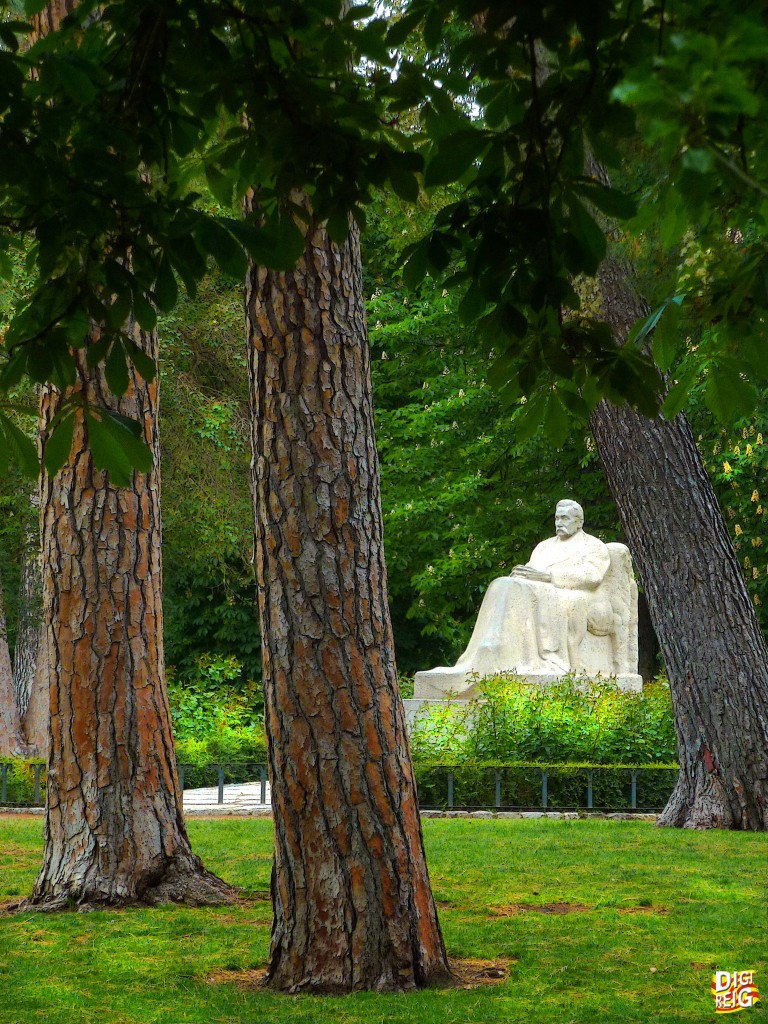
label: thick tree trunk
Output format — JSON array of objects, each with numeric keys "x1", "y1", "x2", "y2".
[
  {"x1": 26, "y1": 324, "x2": 233, "y2": 908},
  {"x1": 245, "y1": 212, "x2": 450, "y2": 992},
  {"x1": 21, "y1": 0, "x2": 232, "y2": 910},
  {"x1": 0, "y1": 576, "x2": 26, "y2": 759},
  {"x1": 589, "y1": 255, "x2": 768, "y2": 830}
]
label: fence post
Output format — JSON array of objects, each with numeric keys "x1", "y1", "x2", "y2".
[
  {"x1": 33, "y1": 764, "x2": 43, "y2": 805},
  {"x1": 586, "y1": 769, "x2": 593, "y2": 810},
  {"x1": 178, "y1": 764, "x2": 185, "y2": 793},
  {"x1": 495, "y1": 769, "x2": 502, "y2": 809},
  {"x1": 1, "y1": 764, "x2": 7, "y2": 804},
  {"x1": 447, "y1": 770, "x2": 454, "y2": 809},
  {"x1": 218, "y1": 765, "x2": 225, "y2": 805},
  {"x1": 631, "y1": 769, "x2": 638, "y2": 810},
  {"x1": 541, "y1": 769, "x2": 548, "y2": 809},
  {"x1": 260, "y1": 765, "x2": 267, "y2": 805}
]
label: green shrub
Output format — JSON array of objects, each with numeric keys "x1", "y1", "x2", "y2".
[
  {"x1": 168, "y1": 654, "x2": 264, "y2": 741},
  {"x1": 0, "y1": 760, "x2": 46, "y2": 805},
  {"x1": 409, "y1": 672, "x2": 677, "y2": 766}
]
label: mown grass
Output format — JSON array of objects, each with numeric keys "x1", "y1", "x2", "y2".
[{"x1": 0, "y1": 815, "x2": 765, "y2": 1023}]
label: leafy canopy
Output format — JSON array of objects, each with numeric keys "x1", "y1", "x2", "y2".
[{"x1": 0, "y1": 0, "x2": 766, "y2": 474}]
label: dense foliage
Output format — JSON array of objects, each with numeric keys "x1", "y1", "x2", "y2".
[
  {"x1": 410, "y1": 674, "x2": 677, "y2": 766},
  {"x1": 409, "y1": 674, "x2": 677, "y2": 809},
  {"x1": 1, "y1": 0, "x2": 766, "y2": 478}
]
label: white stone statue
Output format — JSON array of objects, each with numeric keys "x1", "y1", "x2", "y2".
[{"x1": 413, "y1": 500, "x2": 642, "y2": 698}]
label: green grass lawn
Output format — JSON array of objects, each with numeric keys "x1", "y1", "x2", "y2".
[{"x1": 0, "y1": 815, "x2": 765, "y2": 1023}]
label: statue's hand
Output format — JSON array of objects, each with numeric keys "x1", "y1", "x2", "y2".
[{"x1": 510, "y1": 565, "x2": 552, "y2": 583}]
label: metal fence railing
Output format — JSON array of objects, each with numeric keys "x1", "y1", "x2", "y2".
[
  {"x1": 410, "y1": 764, "x2": 679, "y2": 812},
  {"x1": 1, "y1": 760, "x2": 679, "y2": 812}
]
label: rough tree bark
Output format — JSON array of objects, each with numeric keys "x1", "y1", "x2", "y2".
[
  {"x1": 26, "y1": 324, "x2": 233, "y2": 908},
  {"x1": 0, "y1": 575, "x2": 26, "y2": 758},
  {"x1": 588, "y1": 254, "x2": 768, "y2": 830},
  {"x1": 245, "y1": 209, "x2": 450, "y2": 992},
  {"x1": 13, "y1": 492, "x2": 48, "y2": 756},
  {"x1": 21, "y1": 0, "x2": 233, "y2": 911},
  {"x1": 21, "y1": 630, "x2": 48, "y2": 758},
  {"x1": 13, "y1": 498, "x2": 42, "y2": 717}
]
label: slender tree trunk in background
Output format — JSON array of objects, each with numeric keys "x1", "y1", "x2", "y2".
[
  {"x1": 13, "y1": 502, "x2": 42, "y2": 716},
  {"x1": 26, "y1": 323, "x2": 233, "y2": 908},
  {"x1": 245, "y1": 208, "x2": 450, "y2": 992},
  {"x1": 589, "y1": 253, "x2": 768, "y2": 830},
  {"x1": 21, "y1": 624, "x2": 48, "y2": 758},
  {"x1": 13, "y1": 493, "x2": 48, "y2": 756},
  {"x1": 0, "y1": 576, "x2": 26, "y2": 758}
]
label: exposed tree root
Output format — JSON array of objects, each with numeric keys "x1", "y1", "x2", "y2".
[
  {"x1": 657, "y1": 770, "x2": 738, "y2": 830},
  {"x1": 10, "y1": 858, "x2": 238, "y2": 913}
]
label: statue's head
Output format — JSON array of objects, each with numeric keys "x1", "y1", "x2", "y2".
[{"x1": 555, "y1": 500, "x2": 584, "y2": 538}]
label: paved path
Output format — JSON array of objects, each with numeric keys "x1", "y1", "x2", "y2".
[
  {"x1": 182, "y1": 780, "x2": 273, "y2": 815},
  {"x1": 179, "y1": 783, "x2": 658, "y2": 822}
]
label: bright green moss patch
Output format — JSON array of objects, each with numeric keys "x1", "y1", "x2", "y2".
[{"x1": 0, "y1": 816, "x2": 764, "y2": 1024}]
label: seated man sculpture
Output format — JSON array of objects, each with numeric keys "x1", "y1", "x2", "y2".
[{"x1": 413, "y1": 500, "x2": 642, "y2": 698}]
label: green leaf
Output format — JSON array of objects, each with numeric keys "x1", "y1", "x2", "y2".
[
  {"x1": 424, "y1": 130, "x2": 488, "y2": 188},
  {"x1": 132, "y1": 291, "x2": 157, "y2": 332},
  {"x1": 385, "y1": 9, "x2": 422, "y2": 48},
  {"x1": 651, "y1": 300, "x2": 682, "y2": 372},
  {"x1": 0, "y1": 247, "x2": 13, "y2": 281},
  {"x1": 0, "y1": 346, "x2": 28, "y2": 390},
  {"x1": 58, "y1": 59, "x2": 97, "y2": 105},
  {"x1": 567, "y1": 196, "x2": 606, "y2": 274},
  {"x1": 661, "y1": 362, "x2": 699, "y2": 420},
  {"x1": 124, "y1": 337, "x2": 157, "y2": 383},
  {"x1": 681, "y1": 148, "x2": 715, "y2": 174},
  {"x1": 541, "y1": 391, "x2": 571, "y2": 449},
  {"x1": 423, "y1": 6, "x2": 444, "y2": 49},
  {"x1": 86, "y1": 410, "x2": 152, "y2": 487},
  {"x1": 0, "y1": 24, "x2": 20, "y2": 51},
  {"x1": 458, "y1": 283, "x2": 486, "y2": 325},
  {"x1": 43, "y1": 413, "x2": 75, "y2": 476},
  {"x1": 0, "y1": 414, "x2": 38, "y2": 478},
  {"x1": 326, "y1": 208, "x2": 351, "y2": 246},
  {"x1": 702, "y1": 368, "x2": 757, "y2": 421},
  {"x1": 402, "y1": 240, "x2": 429, "y2": 291},
  {"x1": 85, "y1": 331, "x2": 112, "y2": 370},
  {"x1": 573, "y1": 180, "x2": 638, "y2": 220},
  {"x1": 64, "y1": 309, "x2": 90, "y2": 348},
  {"x1": 104, "y1": 341, "x2": 129, "y2": 396},
  {"x1": 168, "y1": 237, "x2": 205, "y2": 299},
  {"x1": 387, "y1": 157, "x2": 420, "y2": 203},
  {"x1": 253, "y1": 216, "x2": 306, "y2": 272},
  {"x1": 513, "y1": 392, "x2": 547, "y2": 444},
  {"x1": 204, "y1": 162, "x2": 235, "y2": 209},
  {"x1": 23, "y1": 0, "x2": 48, "y2": 15},
  {"x1": 153, "y1": 256, "x2": 178, "y2": 313},
  {"x1": 194, "y1": 218, "x2": 247, "y2": 278}
]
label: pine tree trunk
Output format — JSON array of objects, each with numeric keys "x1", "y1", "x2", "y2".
[
  {"x1": 22, "y1": 623, "x2": 48, "y2": 758},
  {"x1": 13, "y1": 495, "x2": 42, "y2": 717},
  {"x1": 0, "y1": 575, "x2": 26, "y2": 759},
  {"x1": 21, "y1": 0, "x2": 233, "y2": 909},
  {"x1": 14, "y1": 492, "x2": 49, "y2": 757},
  {"x1": 589, "y1": 255, "x2": 768, "y2": 830},
  {"x1": 245, "y1": 211, "x2": 450, "y2": 992},
  {"x1": 26, "y1": 324, "x2": 233, "y2": 908}
]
